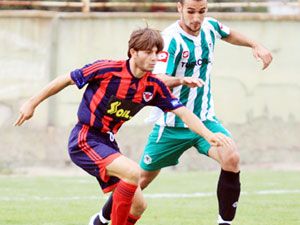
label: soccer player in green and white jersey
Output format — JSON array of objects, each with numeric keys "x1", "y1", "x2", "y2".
[{"x1": 95, "y1": 1, "x2": 273, "y2": 225}]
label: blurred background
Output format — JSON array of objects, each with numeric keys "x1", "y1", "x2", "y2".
[{"x1": 0, "y1": 0, "x2": 299, "y2": 174}]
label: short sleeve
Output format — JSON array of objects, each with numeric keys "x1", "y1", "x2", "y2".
[
  {"x1": 207, "y1": 17, "x2": 230, "y2": 39},
  {"x1": 70, "y1": 60, "x2": 106, "y2": 89},
  {"x1": 149, "y1": 77, "x2": 183, "y2": 112}
]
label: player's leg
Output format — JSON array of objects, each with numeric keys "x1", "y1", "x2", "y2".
[
  {"x1": 89, "y1": 194, "x2": 113, "y2": 225},
  {"x1": 129, "y1": 169, "x2": 161, "y2": 216},
  {"x1": 125, "y1": 185, "x2": 146, "y2": 225},
  {"x1": 69, "y1": 125, "x2": 143, "y2": 225},
  {"x1": 123, "y1": 123, "x2": 181, "y2": 224},
  {"x1": 95, "y1": 169, "x2": 161, "y2": 225},
  {"x1": 95, "y1": 125, "x2": 192, "y2": 224},
  {"x1": 125, "y1": 125, "x2": 192, "y2": 224},
  {"x1": 90, "y1": 158, "x2": 155, "y2": 225},
  {"x1": 133, "y1": 125, "x2": 193, "y2": 222},
  {"x1": 208, "y1": 145, "x2": 240, "y2": 225},
  {"x1": 195, "y1": 120, "x2": 240, "y2": 225},
  {"x1": 208, "y1": 139, "x2": 240, "y2": 172},
  {"x1": 92, "y1": 195, "x2": 112, "y2": 225},
  {"x1": 96, "y1": 173, "x2": 152, "y2": 225},
  {"x1": 85, "y1": 155, "x2": 142, "y2": 225},
  {"x1": 140, "y1": 169, "x2": 161, "y2": 189},
  {"x1": 105, "y1": 155, "x2": 143, "y2": 225}
]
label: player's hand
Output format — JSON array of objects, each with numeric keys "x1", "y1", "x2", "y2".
[
  {"x1": 14, "y1": 100, "x2": 36, "y2": 126},
  {"x1": 252, "y1": 44, "x2": 273, "y2": 70},
  {"x1": 207, "y1": 132, "x2": 231, "y2": 147},
  {"x1": 181, "y1": 77, "x2": 205, "y2": 88}
]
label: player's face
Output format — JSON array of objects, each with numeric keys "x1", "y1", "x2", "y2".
[
  {"x1": 134, "y1": 47, "x2": 158, "y2": 72},
  {"x1": 178, "y1": 0, "x2": 207, "y2": 36}
]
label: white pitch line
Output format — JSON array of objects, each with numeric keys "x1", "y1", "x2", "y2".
[
  {"x1": 0, "y1": 189, "x2": 299, "y2": 201},
  {"x1": 144, "y1": 189, "x2": 300, "y2": 199}
]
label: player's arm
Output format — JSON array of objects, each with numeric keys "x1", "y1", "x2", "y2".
[
  {"x1": 14, "y1": 74, "x2": 75, "y2": 126},
  {"x1": 155, "y1": 46, "x2": 204, "y2": 88},
  {"x1": 172, "y1": 106, "x2": 230, "y2": 147},
  {"x1": 222, "y1": 29, "x2": 273, "y2": 70},
  {"x1": 156, "y1": 74, "x2": 205, "y2": 88}
]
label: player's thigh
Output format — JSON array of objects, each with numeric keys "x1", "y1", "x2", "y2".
[
  {"x1": 202, "y1": 121, "x2": 238, "y2": 165},
  {"x1": 140, "y1": 125, "x2": 194, "y2": 171},
  {"x1": 194, "y1": 120, "x2": 232, "y2": 157},
  {"x1": 214, "y1": 138, "x2": 239, "y2": 165},
  {"x1": 208, "y1": 139, "x2": 240, "y2": 172},
  {"x1": 106, "y1": 155, "x2": 140, "y2": 184}
]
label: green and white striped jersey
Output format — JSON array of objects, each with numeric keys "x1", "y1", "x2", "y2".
[{"x1": 151, "y1": 17, "x2": 230, "y2": 127}]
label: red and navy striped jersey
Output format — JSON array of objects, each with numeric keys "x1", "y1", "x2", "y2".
[{"x1": 70, "y1": 60, "x2": 183, "y2": 134}]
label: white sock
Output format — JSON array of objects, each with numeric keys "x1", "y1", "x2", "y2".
[
  {"x1": 88, "y1": 213, "x2": 99, "y2": 225},
  {"x1": 218, "y1": 215, "x2": 232, "y2": 224},
  {"x1": 99, "y1": 210, "x2": 110, "y2": 223}
]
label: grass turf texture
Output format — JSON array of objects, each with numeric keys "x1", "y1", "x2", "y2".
[{"x1": 0, "y1": 170, "x2": 299, "y2": 225}]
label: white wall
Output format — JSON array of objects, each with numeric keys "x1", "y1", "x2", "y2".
[
  {"x1": 1, "y1": 11, "x2": 299, "y2": 170},
  {"x1": 1, "y1": 11, "x2": 299, "y2": 127}
]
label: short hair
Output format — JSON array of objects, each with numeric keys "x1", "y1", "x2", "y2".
[
  {"x1": 127, "y1": 28, "x2": 164, "y2": 58},
  {"x1": 179, "y1": 0, "x2": 206, "y2": 4}
]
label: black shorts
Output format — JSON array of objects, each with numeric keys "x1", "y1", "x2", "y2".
[{"x1": 68, "y1": 123, "x2": 121, "y2": 193}]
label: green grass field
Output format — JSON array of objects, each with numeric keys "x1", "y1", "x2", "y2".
[{"x1": 0, "y1": 170, "x2": 299, "y2": 225}]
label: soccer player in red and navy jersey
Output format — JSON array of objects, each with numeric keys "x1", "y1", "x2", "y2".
[{"x1": 15, "y1": 28, "x2": 230, "y2": 225}]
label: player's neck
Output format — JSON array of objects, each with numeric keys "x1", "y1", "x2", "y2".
[{"x1": 129, "y1": 59, "x2": 146, "y2": 79}]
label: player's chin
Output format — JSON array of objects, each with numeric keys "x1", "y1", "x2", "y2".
[
  {"x1": 190, "y1": 24, "x2": 201, "y2": 32},
  {"x1": 192, "y1": 27, "x2": 200, "y2": 32},
  {"x1": 146, "y1": 65, "x2": 155, "y2": 71}
]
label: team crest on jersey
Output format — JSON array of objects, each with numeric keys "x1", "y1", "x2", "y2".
[
  {"x1": 143, "y1": 92, "x2": 153, "y2": 102},
  {"x1": 143, "y1": 155, "x2": 152, "y2": 164},
  {"x1": 157, "y1": 51, "x2": 169, "y2": 62},
  {"x1": 182, "y1": 51, "x2": 189, "y2": 58}
]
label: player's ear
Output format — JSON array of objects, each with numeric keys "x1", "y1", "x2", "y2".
[
  {"x1": 129, "y1": 48, "x2": 137, "y2": 57},
  {"x1": 177, "y1": 2, "x2": 183, "y2": 14}
]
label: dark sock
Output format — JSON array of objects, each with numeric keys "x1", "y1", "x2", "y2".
[
  {"x1": 91, "y1": 213, "x2": 108, "y2": 225},
  {"x1": 217, "y1": 169, "x2": 241, "y2": 223},
  {"x1": 102, "y1": 194, "x2": 113, "y2": 221}
]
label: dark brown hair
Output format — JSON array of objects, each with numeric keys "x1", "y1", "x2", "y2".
[
  {"x1": 127, "y1": 28, "x2": 164, "y2": 58},
  {"x1": 179, "y1": 0, "x2": 206, "y2": 4}
]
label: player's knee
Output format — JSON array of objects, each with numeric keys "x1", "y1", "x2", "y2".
[
  {"x1": 223, "y1": 150, "x2": 240, "y2": 171},
  {"x1": 124, "y1": 165, "x2": 141, "y2": 184},
  {"x1": 133, "y1": 198, "x2": 147, "y2": 215},
  {"x1": 228, "y1": 150, "x2": 240, "y2": 167}
]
